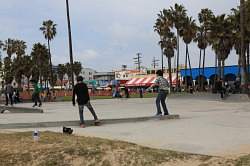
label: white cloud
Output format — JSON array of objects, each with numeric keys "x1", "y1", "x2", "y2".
[{"x1": 75, "y1": 49, "x2": 99, "y2": 62}]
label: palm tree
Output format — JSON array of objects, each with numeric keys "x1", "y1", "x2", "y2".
[
  {"x1": 163, "y1": 32, "x2": 177, "y2": 89},
  {"x1": 209, "y1": 15, "x2": 233, "y2": 80},
  {"x1": 3, "y1": 38, "x2": 17, "y2": 58},
  {"x1": 194, "y1": 26, "x2": 207, "y2": 90},
  {"x1": 12, "y1": 57, "x2": 24, "y2": 88},
  {"x1": 182, "y1": 16, "x2": 197, "y2": 91},
  {"x1": 154, "y1": 9, "x2": 173, "y2": 72},
  {"x1": 22, "y1": 55, "x2": 33, "y2": 91},
  {"x1": 40, "y1": 20, "x2": 57, "y2": 88},
  {"x1": 15, "y1": 40, "x2": 27, "y2": 57},
  {"x1": 169, "y1": 4, "x2": 187, "y2": 90},
  {"x1": 31, "y1": 43, "x2": 50, "y2": 85},
  {"x1": 57, "y1": 64, "x2": 66, "y2": 89},
  {"x1": 198, "y1": 9, "x2": 214, "y2": 89},
  {"x1": 3, "y1": 57, "x2": 13, "y2": 83},
  {"x1": 73, "y1": 61, "x2": 82, "y2": 77},
  {"x1": 12, "y1": 40, "x2": 27, "y2": 88},
  {"x1": 229, "y1": 8, "x2": 242, "y2": 77}
]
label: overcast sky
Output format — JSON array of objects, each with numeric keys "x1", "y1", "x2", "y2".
[{"x1": 0, "y1": 0, "x2": 240, "y2": 71}]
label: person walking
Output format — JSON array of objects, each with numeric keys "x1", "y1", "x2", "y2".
[
  {"x1": 124, "y1": 87, "x2": 130, "y2": 98},
  {"x1": 31, "y1": 80, "x2": 42, "y2": 107},
  {"x1": 217, "y1": 79, "x2": 225, "y2": 99},
  {"x1": 139, "y1": 88, "x2": 143, "y2": 98},
  {"x1": 5, "y1": 82, "x2": 14, "y2": 106},
  {"x1": 148, "y1": 70, "x2": 170, "y2": 116},
  {"x1": 72, "y1": 76, "x2": 99, "y2": 128}
]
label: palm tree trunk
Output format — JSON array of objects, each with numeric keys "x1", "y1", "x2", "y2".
[
  {"x1": 213, "y1": 54, "x2": 218, "y2": 89},
  {"x1": 218, "y1": 60, "x2": 222, "y2": 80},
  {"x1": 18, "y1": 78, "x2": 22, "y2": 90},
  {"x1": 202, "y1": 48, "x2": 206, "y2": 90},
  {"x1": 61, "y1": 79, "x2": 63, "y2": 90},
  {"x1": 198, "y1": 49, "x2": 202, "y2": 90},
  {"x1": 161, "y1": 48, "x2": 164, "y2": 72},
  {"x1": 38, "y1": 58, "x2": 42, "y2": 85},
  {"x1": 247, "y1": 43, "x2": 249, "y2": 76},
  {"x1": 238, "y1": 53, "x2": 242, "y2": 77},
  {"x1": 168, "y1": 57, "x2": 172, "y2": 90},
  {"x1": 185, "y1": 44, "x2": 188, "y2": 91},
  {"x1": 222, "y1": 60, "x2": 225, "y2": 81},
  {"x1": 240, "y1": 0, "x2": 248, "y2": 92},
  {"x1": 28, "y1": 81, "x2": 30, "y2": 92},
  {"x1": 187, "y1": 46, "x2": 194, "y2": 89},
  {"x1": 47, "y1": 39, "x2": 54, "y2": 89},
  {"x1": 176, "y1": 30, "x2": 180, "y2": 91},
  {"x1": 66, "y1": 0, "x2": 75, "y2": 88}
]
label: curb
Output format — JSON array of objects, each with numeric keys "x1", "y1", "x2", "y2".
[
  {"x1": 0, "y1": 115, "x2": 180, "y2": 129},
  {"x1": 0, "y1": 106, "x2": 43, "y2": 114}
]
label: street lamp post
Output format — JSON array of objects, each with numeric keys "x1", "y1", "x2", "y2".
[{"x1": 66, "y1": 0, "x2": 75, "y2": 88}]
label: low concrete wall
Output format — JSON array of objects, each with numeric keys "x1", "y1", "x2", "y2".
[{"x1": 0, "y1": 115, "x2": 179, "y2": 129}]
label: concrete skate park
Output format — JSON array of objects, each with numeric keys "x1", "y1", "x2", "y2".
[{"x1": 1, "y1": 93, "x2": 250, "y2": 157}]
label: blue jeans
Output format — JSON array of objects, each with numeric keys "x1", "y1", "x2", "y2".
[
  {"x1": 78, "y1": 101, "x2": 98, "y2": 124},
  {"x1": 156, "y1": 90, "x2": 169, "y2": 115}
]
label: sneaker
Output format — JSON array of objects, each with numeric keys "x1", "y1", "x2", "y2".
[
  {"x1": 32, "y1": 104, "x2": 37, "y2": 108},
  {"x1": 80, "y1": 124, "x2": 85, "y2": 128},
  {"x1": 94, "y1": 120, "x2": 100, "y2": 126},
  {"x1": 38, "y1": 103, "x2": 42, "y2": 107},
  {"x1": 155, "y1": 113, "x2": 162, "y2": 117},
  {"x1": 164, "y1": 113, "x2": 169, "y2": 116}
]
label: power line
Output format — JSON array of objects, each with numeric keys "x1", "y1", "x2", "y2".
[
  {"x1": 133, "y1": 53, "x2": 142, "y2": 72},
  {"x1": 152, "y1": 57, "x2": 159, "y2": 69}
]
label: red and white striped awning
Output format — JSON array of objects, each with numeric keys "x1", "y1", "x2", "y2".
[{"x1": 125, "y1": 76, "x2": 177, "y2": 87}]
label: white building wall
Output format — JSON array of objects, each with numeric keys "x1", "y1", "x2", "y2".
[{"x1": 80, "y1": 68, "x2": 96, "y2": 81}]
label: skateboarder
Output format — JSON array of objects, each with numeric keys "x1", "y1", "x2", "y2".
[
  {"x1": 31, "y1": 80, "x2": 42, "y2": 107},
  {"x1": 148, "y1": 70, "x2": 170, "y2": 116},
  {"x1": 72, "y1": 76, "x2": 99, "y2": 128}
]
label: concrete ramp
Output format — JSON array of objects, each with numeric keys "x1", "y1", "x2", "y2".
[
  {"x1": 0, "y1": 114, "x2": 179, "y2": 129},
  {"x1": 0, "y1": 105, "x2": 43, "y2": 114}
]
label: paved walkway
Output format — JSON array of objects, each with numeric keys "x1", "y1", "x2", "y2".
[{"x1": 1, "y1": 95, "x2": 250, "y2": 156}]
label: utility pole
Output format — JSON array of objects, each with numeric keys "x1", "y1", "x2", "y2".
[
  {"x1": 66, "y1": 0, "x2": 75, "y2": 88},
  {"x1": 121, "y1": 65, "x2": 127, "y2": 71},
  {"x1": 152, "y1": 57, "x2": 159, "y2": 69},
  {"x1": 133, "y1": 53, "x2": 142, "y2": 72}
]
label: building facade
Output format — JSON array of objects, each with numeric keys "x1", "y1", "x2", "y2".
[
  {"x1": 80, "y1": 68, "x2": 96, "y2": 81},
  {"x1": 93, "y1": 72, "x2": 115, "y2": 87}
]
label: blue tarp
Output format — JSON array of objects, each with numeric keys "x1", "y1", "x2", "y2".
[{"x1": 180, "y1": 65, "x2": 241, "y2": 79}]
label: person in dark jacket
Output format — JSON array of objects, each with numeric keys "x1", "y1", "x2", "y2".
[
  {"x1": 5, "y1": 82, "x2": 14, "y2": 106},
  {"x1": 72, "y1": 76, "x2": 99, "y2": 128},
  {"x1": 217, "y1": 79, "x2": 225, "y2": 99}
]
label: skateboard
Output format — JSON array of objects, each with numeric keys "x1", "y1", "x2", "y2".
[{"x1": 94, "y1": 121, "x2": 101, "y2": 126}]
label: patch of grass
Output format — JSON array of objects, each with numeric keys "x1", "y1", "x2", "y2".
[
  {"x1": 0, "y1": 131, "x2": 247, "y2": 166},
  {"x1": 235, "y1": 154, "x2": 250, "y2": 166}
]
